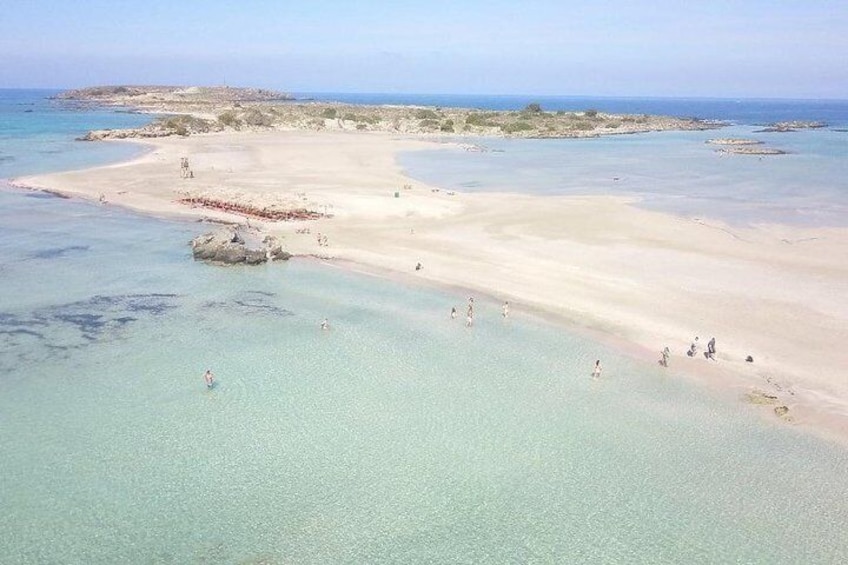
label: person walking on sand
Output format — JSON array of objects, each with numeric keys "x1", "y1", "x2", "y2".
[
  {"x1": 502, "y1": 301, "x2": 510, "y2": 318},
  {"x1": 706, "y1": 337, "x2": 716, "y2": 360},
  {"x1": 203, "y1": 369, "x2": 215, "y2": 389},
  {"x1": 591, "y1": 360, "x2": 602, "y2": 379},
  {"x1": 660, "y1": 347, "x2": 670, "y2": 367}
]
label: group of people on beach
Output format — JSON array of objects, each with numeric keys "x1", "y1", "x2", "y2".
[
  {"x1": 180, "y1": 157, "x2": 193, "y2": 179},
  {"x1": 658, "y1": 335, "x2": 717, "y2": 368},
  {"x1": 685, "y1": 336, "x2": 717, "y2": 360}
]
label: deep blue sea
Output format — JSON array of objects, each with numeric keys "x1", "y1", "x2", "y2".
[{"x1": 2, "y1": 89, "x2": 848, "y2": 563}]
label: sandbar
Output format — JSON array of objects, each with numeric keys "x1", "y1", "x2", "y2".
[{"x1": 15, "y1": 128, "x2": 848, "y2": 443}]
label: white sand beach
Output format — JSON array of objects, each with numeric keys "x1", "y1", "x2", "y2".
[{"x1": 17, "y1": 129, "x2": 848, "y2": 441}]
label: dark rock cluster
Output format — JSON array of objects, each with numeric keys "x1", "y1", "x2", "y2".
[{"x1": 191, "y1": 228, "x2": 290, "y2": 265}]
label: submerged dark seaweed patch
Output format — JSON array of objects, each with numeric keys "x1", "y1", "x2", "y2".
[
  {"x1": 52, "y1": 313, "x2": 106, "y2": 339},
  {"x1": 203, "y1": 291, "x2": 292, "y2": 317},
  {"x1": 245, "y1": 290, "x2": 276, "y2": 298},
  {"x1": 0, "y1": 312, "x2": 48, "y2": 329},
  {"x1": 0, "y1": 294, "x2": 182, "y2": 372},
  {"x1": 31, "y1": 245, "x2": 90, "y2": 259},
  {"x1": 0, "y1": 328, "x2": 44, "y2": 339}
]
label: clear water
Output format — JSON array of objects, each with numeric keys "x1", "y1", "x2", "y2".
[
  {"x1": 1, "y1": 189, "x2": 847, "y2": 563},
  {"x1": 399, "y1": 126, "x2": 848, "y2": 227},
  {"x1": 0, "y1": 89, "x2": 151, "y2": 179},
  {"x1": 2, "y1": 90, "x2": 848, "y2": 563}
]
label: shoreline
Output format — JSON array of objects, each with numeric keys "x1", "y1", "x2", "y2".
[{"x1": 10, "y1": 128, "x2": 848, "y2": 446}]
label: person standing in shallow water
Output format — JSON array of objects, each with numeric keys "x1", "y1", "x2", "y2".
[
  {"x1": 203, "y1": 369, "x2": 215, "y2": 389},
  {"x1": 660, "y1": 347, "x2": 670, "y2": 367},
  {"x1": 591, "y1": 360, "x2": 602, "y2": 379},
  {"x1": 502, "y1": 301, "x2": 510, "y2": 318}
]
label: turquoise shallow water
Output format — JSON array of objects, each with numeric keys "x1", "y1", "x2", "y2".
[
  {"x1": 1, "y1": 189, "x2": 848, "y2": 563},
  {"x1": 0, "y1": 89, "x2": 151, "y2": 179},
  {"x1": 399, "y1": 125, "x2": 848, "y2": 227},
  {"x1": 2, "y1": 89, "x2": 848, "y2": 563}
]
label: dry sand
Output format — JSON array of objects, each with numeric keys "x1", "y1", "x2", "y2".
[{"x1": 15, "y1": 129, "x2": 848, "y2": 442}]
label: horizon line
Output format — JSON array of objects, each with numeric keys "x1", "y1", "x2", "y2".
[{"x1": 1, "y1": 86, "x2": 847, "y2": 104}]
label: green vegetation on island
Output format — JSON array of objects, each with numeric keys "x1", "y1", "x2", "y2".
[{"x1": 63, "y1": 86, "x2": 720, "y2": 141}]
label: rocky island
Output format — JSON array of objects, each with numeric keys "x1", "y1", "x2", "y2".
[
  {"x1": 706, "y1": 138, "x2": 763, "y2": 145},
  {"x1": 754, "y1": 120, "x2": 827, "y2": 133},
  {"x1": 706, "y1": 137, "x2": 787, "y2": 155},
  {"x1": 61, "y1": 85, "x2": 719, "y2": 141},
  {"x1": 715, "y1": 146, "x2": 788, "y2": 155}
]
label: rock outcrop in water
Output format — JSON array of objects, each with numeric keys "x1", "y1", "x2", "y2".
[
  {"x1": 754, "y1": 121, "x2": 827, "y2": 133},
  {"x1": 191, "y1": 228, "x2": 290, "y2": 265},
  {"x1": 706, "y1": 138, "x2": 762, "y2": 146},
  {"x1": 715, "y1": 146, "x2": 788, "y2": 155}
]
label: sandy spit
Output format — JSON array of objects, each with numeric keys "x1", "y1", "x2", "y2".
[{"x1": 14, "y1": 129, "x2": 848, "y2": 444}]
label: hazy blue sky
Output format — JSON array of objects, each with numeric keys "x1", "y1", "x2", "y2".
[{"x1": 1, "y1": 0, "x2": 846, "y2": 98}]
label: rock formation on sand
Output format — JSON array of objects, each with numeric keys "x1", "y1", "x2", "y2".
[{"x1": 191, "y1": 228, "x2": 291, "y2": 265}]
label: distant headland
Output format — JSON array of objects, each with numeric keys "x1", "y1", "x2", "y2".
[{"x1": 58, "y1": 85, "x2": 720, "y2": 140}]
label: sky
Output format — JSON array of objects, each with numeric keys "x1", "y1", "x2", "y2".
[{"x1": 0, "y1": 0, "x2": 846, "y2": 98}]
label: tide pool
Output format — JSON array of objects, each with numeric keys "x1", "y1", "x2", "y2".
[{"x1": 1, "y1": 189, "x2": 847, "y2": 564}]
